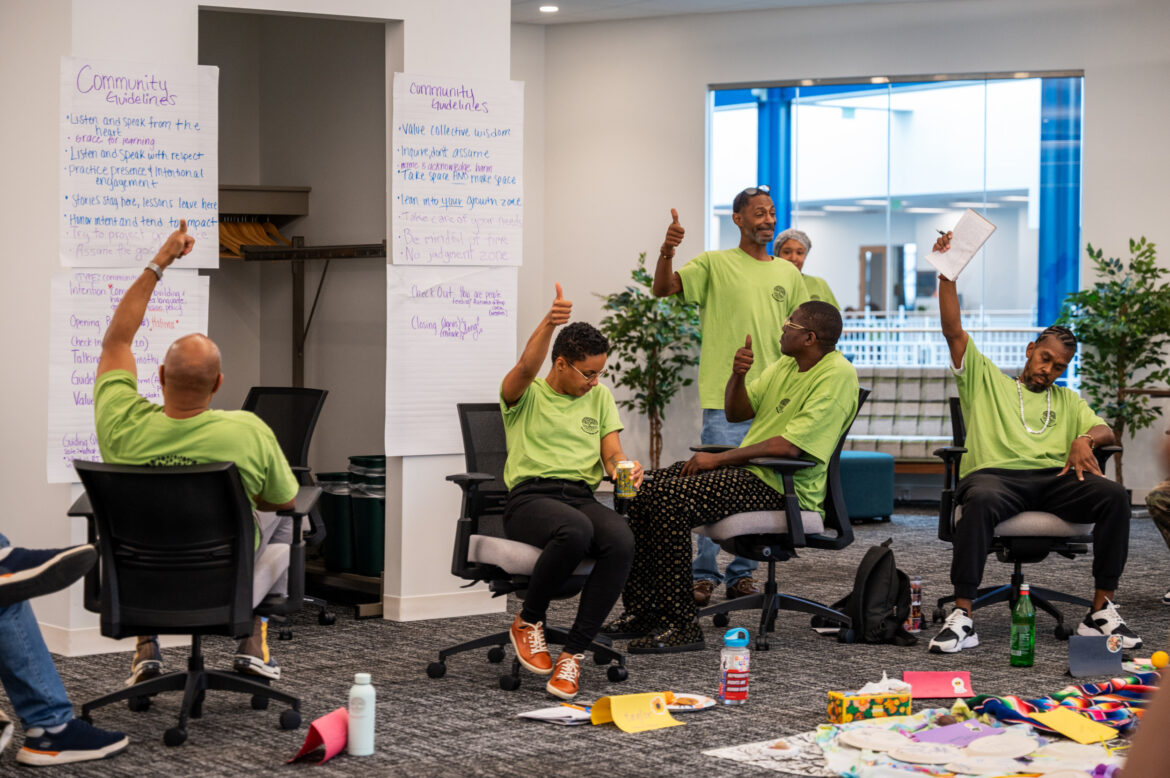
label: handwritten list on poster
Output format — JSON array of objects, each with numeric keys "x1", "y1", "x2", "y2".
[
  {"x1": 392, "y1": 73, "x2": 523, "y2": 266},
  {"x1": 385, "y1": 265, "x2": 517, "y2": 455},
  {"x1": 60, "y1": 57, "x2": 219, "y2": 269},
  {"x1": 47, "y1": 270, "x2": 209, "y2": 483}
]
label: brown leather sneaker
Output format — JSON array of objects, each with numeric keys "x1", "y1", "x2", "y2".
[
  {"x1": 546, "y1": 652, "x2": 584, "y2": 700},
  {"x1": 693, "y1": 579, "x2": 716, "y2": 606},
  {"x1": 510, "y1": 614, "x2": 553, "y2": 675},
  {"x1": 726, "y1": 577, "x2": 760, "y2": 600}
]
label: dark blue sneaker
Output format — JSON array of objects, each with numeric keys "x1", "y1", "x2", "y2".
[
  {"x1": 16, "y1": 719, "x2": 128, "y2": 766},
  {"x1": 0, "y1": 546, "x2": 96, "y2": 608}
]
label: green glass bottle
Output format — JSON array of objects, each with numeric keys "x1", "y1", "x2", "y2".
[{"x1": 1010, "y1": 583, "x2": 1035, "y2": 667}]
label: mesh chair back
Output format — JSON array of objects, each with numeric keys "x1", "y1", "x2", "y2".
[
  {"x1": 455, "y1": 403, "x2": 509, "y2": 520},
  {"x1": 948, "y1": 396, "x2": 966, "y2": 447},
  {"x1": 74, "y1": 460, "x2": 255, "y2": 640},
  {"x1": 242, "y1": 387, "x2": 328, "y2": 469},
  {"x1": 822, "y1": 386, "x2": 870, "y2": 537}
]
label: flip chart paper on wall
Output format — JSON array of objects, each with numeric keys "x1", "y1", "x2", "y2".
[
  {"x1": 60, "y1": 57, "x2": 219, "y2": 269},
  {"x1": 46, "y1": 270, "x2": 209, "y2": 483},
  {"x1": 391, "y1": 73, "x2": 523, "y2": 266},
  {"x1": 385, "y1": 265, "x2": 517, "y2": 456}
]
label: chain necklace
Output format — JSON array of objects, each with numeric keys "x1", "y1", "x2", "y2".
[{"x1": 1016, "y1": 379, "x2": 1051, "y2": 434}]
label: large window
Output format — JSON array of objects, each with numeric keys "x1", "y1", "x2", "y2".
[{"x1": 708, "y1": 74, "x2": 1083, "y2": 371}]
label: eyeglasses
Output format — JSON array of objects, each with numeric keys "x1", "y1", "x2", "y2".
[
  {"x1": 568, "y1": 362, "x2": 608, "y2": 383},
  {"x1": 782, "y1": 317, "x2": 810, "y2": 332},
  {"x1": 733, "y1": 185, "x2": 771, "y2": 212}
]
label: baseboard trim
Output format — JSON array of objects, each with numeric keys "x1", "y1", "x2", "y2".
[
  {"x1": 40, "y1": 624, "x2": 189, "y2": 658},
  {"x1": 383, "y1": 587, "x2": 504, "y2": 622}
]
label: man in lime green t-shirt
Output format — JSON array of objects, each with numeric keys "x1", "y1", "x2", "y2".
[
  {"x1": 92, "y1": 221, "x2": 299, "y2": 687},
  {"x1": 927, "y1": 231, "x2": 1139, "y2": 656},
  {"x1": 774, "y1": 228, "x2": 840, "y2": 309},
  {"x1": 653, "y1": 187, "x2": 810, "y2": 605},
  {"x1": 609, "y1": 302, "x2": 858, "y2": 653}
]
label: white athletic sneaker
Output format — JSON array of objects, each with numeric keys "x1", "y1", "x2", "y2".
[
  {"x1": 1077, "y1": 599, "x2": 1143, "y2": 650},
  {"x1": 928, "y1": 609, "x2": 980, "y2": 654}
]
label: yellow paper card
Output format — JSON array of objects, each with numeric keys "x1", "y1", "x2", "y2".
[
  {"x1": 1031, "y1": 708, "x2": 1118, "y2": 745},
  {"x1": 590, "y1": 692, "x2": 684, "y2": 733}
]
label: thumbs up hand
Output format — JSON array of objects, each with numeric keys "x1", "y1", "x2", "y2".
[
  {"x1": 548, "y1": 282, "x2": 572, "y2": 326},
  {"x1": 733, "y1": 334, "x2": 754, "y2": 375},
  {"x1": 661, "y1": 208, "x2": 685, "y2": 256}
]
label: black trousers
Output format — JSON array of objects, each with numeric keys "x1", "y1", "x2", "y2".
[
  {"x1": 951, "y1": 468, "x2": 1130, "y2": 601},
  {"x1": 503, "y1": 480, "x2": 634, "y2": 654}
]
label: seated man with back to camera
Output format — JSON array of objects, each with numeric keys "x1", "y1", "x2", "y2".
[
  {"x1": 928, "y1": 231, "x2": 1140, "y2": 654},
  {"x1": 605, "y1": 301, "x2": 858, "y2": 653},
  {"x1": 93, "y1": 221, "x2": 300, "y2": 685},
  {"x1": 499, "y1": 284, "x2": 641, "y2": 700}
]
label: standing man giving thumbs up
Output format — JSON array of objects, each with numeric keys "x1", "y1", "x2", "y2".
[{"x1": 652, "y1": 187, "x2": 809, "y2": 606}]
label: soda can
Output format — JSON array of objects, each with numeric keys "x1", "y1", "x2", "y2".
[
  {"x1": 615, "y1": 461, "x2": 636, "y2": 499},
  {"x1": 905, "y1": 576, "x2": 923, "y2": 633}
]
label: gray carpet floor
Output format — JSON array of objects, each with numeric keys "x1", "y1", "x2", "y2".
[{"x1": 9, "y1": 509, "x2": 1169, "y2": 776}]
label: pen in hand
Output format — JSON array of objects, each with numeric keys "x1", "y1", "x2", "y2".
[{"x1": 936, "y1": 229, "x2": 949, "y2": 236}]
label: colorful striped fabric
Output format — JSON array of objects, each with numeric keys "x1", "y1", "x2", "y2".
[{"x1": 969, "y1": 672, "x2": 1160, "y2": 734}]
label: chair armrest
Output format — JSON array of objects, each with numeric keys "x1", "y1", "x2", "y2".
[
  {"x1": 690, "y1": 445, "x2": 734, "y2": 453},
  {"x1": 747, "y1": 456, "x2": 816, "y2": 471},
  {"x1": 1096, "y1": 445, "x2": 1122, "y2": 468},
  {"x1": 67, "y1": 492, "x2": 93, "y2": 518},
  {"x1": 277, "y1": 486, "x2": 322, "y2": 520},
  {"x1": 446, "y1": 472, "x2": 496, "y2": 489},
  {"x1": 932, "y1": 445, "x2": 966, "y2": 461}
]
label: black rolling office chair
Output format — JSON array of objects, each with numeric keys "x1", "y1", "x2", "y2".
[
  {"x1": 242, "y1": 386, "x2": 335, "y2": 631},
  {"x1": 425, "y1": 403, "x2": 628, "y2": 691},
  {"x1": 692, "y1": 387, "x2": 869, "y2": 650},
  {"x1": 931, "y1": 396, "x2": 1120, "y2": 638},
  {"x1": 71, "y1": 461, "x2": 319, "y2": 746}
]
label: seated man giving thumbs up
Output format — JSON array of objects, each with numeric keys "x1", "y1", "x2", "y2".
[{"x1": 605, "y1": 301, "x2": 859, "y2": 653}]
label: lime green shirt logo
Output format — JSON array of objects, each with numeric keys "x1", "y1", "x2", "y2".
[
  {"x1": 581, "y1": 416, "x2": 599, "y2": 434},
  {"x1": 771, "y1": 285, "x2": 787, "y2": 302},
  {"x1": 775, "y1": 397, "x2": 791, "y2": 415},
  {"x1": 1040, "y1": 410, "x2": 1056, "y2": 428}
]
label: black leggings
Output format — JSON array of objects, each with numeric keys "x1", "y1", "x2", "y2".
[
  {"x1": 503, "y1": 480, "x2": 634, "y2": 654},
  {"x1": 951, "y1": 468, "x2": 1130, "y2": 601}
]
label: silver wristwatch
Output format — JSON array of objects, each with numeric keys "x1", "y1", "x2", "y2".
[{"x1": 146, "y1": 262, "x2": 164, "y2": 280}]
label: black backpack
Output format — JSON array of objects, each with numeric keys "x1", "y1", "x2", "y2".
[{"x1": 816, "y1": 539, "x2": 917, "y2": 646}]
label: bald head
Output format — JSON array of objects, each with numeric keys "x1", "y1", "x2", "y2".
[{"x1": 162, "y1": 334, "x2": 222, "y2": 399}]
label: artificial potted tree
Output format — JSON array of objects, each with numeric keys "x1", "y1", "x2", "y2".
[
  {"x1": 597, "y1": 253, "x2": 701, "y2": 468},
  {"x1": 1058, "y1": 237, "x2": 1170, "y2": 486}
]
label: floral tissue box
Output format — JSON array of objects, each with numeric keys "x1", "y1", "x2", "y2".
[{"x1": 827, "y1": 690, "x2": 911, "y2": 723}]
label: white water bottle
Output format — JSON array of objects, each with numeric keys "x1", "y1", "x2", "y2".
[{"x1": 347, "y1": 672, "x2": 376, "y2": 756}]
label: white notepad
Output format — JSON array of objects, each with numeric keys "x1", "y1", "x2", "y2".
[{"x1": 927, "y1": 209, "x2": 998, "y2": 281}]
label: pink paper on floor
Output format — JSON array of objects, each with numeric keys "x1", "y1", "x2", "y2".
[
  {"x1": 902, "y1": 671, "x2": 974, "y2": 698},
  {"x1": 288, "y1": 707, "x2": 349, "y2": 764}
]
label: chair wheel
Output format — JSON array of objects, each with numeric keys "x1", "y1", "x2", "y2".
[
  {"x1": 487, "y1": 646, "x2": 506, "y2": 663},
  {"x1": 127, "y1": 695, "x2": 151, "y2": 713},
  {"x1": 426, "y1": 661, "x2": 447, "y2": 679},
  {"x1": 280, "y1": 709, "x2": 302, "y2": 730},
  {"x1": 251, "y1": 694, "x2": 269, "y2": 710},
  {"x1": 319, "y1": 611, "x2": 337, "y2": 626},
  {"x1": 1054, "y1": 623, "x2": 1074, "y2": 640},
  {"x1": 756, "y1": 639, "x2": 770, "y2": 651},
  {"x1": 607, "y1": 665, "x2": 628, "y2": 683},
  {"x1": 713, "y1": 613, "x2": 730, "y2": 628},
  {"x1": 163, "y1": 727, "x2": 188, "y2": 747},
  {"x1": 932, "y1": 608, "x2": 946, "y2": 624},
  {"x1": 837, "y1": 628, "x2": 856, "y2": 644},
  {"x1": 499, "y1": 674, "x2": 521, "y2": 691}
]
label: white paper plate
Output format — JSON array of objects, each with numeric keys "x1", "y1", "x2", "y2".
[
  {"x1": 1033, "y1": 771, "x2": 1094, "y2": 778},
  {"x1": 963, "y1": 733, "x2": 1038, "y2": 758},
  {"x1": 945, "y1": 755, "x2": 1026, "y2": 775},
  {"x1": 1035, "y1": 741, "x2": 1109, "y2": 761},
  {"x1": 888, "y1": 741, "x2": 963, "y2": 764},
  {"x1": 837, "y1": 727, "x2": 911, "y2": 752},
  {"x1": 666, "y1": 693, "x2": 716, "y2": 712}
]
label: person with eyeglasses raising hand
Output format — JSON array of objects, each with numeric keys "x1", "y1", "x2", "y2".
[
  {"x1": 497, "y1": 283, "x2": 642, "y2": 700},
  {"x1": 653, "y1": 188, "x2": 810, "y2": 607}
]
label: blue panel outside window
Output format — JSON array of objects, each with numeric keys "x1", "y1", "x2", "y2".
[{"x1": 1037, "y1": 78, "x2": 1082, "y2": 328}]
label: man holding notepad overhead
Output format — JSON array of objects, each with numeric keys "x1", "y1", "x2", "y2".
[{"x1": 927, "y1": 229, "x2": 1140, "y2": 655}]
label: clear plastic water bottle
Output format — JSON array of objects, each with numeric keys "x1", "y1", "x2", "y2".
[
  {"x1": 347, "y1": 672, "x2": 376, "y2": 756},
  {"x1": 1010, "y1": 583, "x2": 1035, "y2": 667},
  {"x1": 717, "y1": 628, "x2": 750, "y2": 705}
]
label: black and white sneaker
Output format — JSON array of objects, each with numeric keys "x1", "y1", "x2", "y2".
[
  {"x1": 928, "y1": 609, "x2": 979, "y2": 654},
  {"x1": 1162, "y1": 589, "x2": 1170, "y2": 606},
  {"x1": 1076, "y1": 599, "x2": 1142, "y2": 650}
]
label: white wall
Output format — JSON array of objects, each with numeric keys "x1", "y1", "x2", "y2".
[
  {"x1": 534, "y1": 0, "x2": 1170, "y2": 496},
  {"x1": 1, "y1": 0, "x2": 514, "y2": 654}
]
